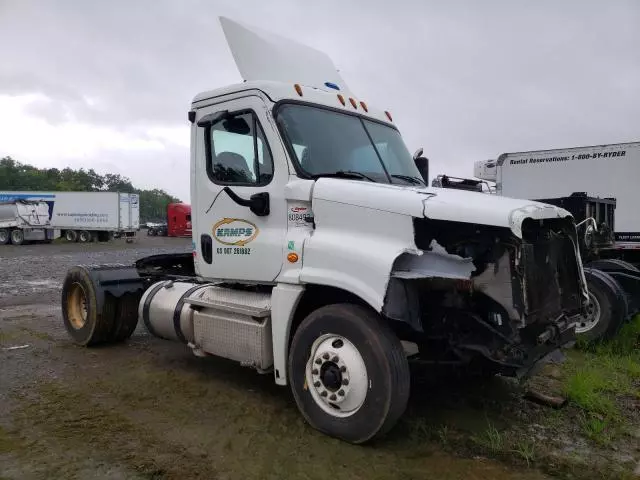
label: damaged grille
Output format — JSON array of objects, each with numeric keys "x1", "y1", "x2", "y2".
[{"x1": 520, "y1": 223, "x2": 583, "y2": 323}]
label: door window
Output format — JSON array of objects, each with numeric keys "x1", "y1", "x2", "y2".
[{"x1": 206, "y1": 111, "x2": 274, "y2": 186}]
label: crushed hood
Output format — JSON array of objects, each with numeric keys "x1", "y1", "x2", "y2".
[{"x1": 312, "y1": 178, "x2": 573, "y2": 238}]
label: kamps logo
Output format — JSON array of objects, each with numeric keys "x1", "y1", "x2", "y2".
[{"x1": 212, "y1": 218, "x2": 259, "y2": 246}]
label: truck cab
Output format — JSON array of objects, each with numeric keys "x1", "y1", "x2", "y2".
[{"x1": 60, "y1": 17, "x2": 589, "y2": 444}]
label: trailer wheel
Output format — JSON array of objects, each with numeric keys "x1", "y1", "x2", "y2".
[
  {"x1": 61, "y1": 266, "x2": 117, "y2": 346},
  {"x1": 577, "y1": 268, "x2": 628, "y2": 342},
  {"x1": 10, "y1": 229, "x2": 24, "y2": 245},
  {"x1": 78, "y1": 230, "x2": 91, "y2": 243},
  {"x1": 288, "y1": 303, "x2": 410, "y2": 444},
  {"x1": 65, "y1": 230, "x2": 78, "y2": 242},
  {"x1": 0, "y1": 229, "x2": 9, "y2": 245}
]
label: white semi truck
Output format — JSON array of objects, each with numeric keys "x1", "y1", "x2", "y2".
[
  {"x1": 0, "y1": 191, "x2": 140, "y2": 245},
  {"x1": 59, "y1": 17, "x2": 588, "y2": 444},
  {"x1": 0, "y1": 199, "x2": 52, "y2": 245}
]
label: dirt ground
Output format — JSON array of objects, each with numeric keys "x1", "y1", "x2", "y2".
[{"x1": 0, "y1": 236, "x2": 638, "y2": 480}]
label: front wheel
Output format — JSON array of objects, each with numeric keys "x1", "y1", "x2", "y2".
[
  {"x1": 288, "y1": 304, "x2": 410, "y2": 444},
  {"x1": 576, "y1": 268, "x2": 627, "y2": 342}
]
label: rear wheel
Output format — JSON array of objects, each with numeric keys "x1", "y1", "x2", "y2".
[
  {"x1": 587, "y1": 259, "x2": 640, "y2": 273},
  {"x1": 10, "y1": 229, "x2": 24, "y2": 245},
  {"x1": 65, "y1": 230, "x2": 78, "y2": 242},
  {"x1": 109, "y1": 292, "x2": 140, "y2": 342},
  {"x1": 0, "y1": 229, "x2": 9, "y2": 245},
  {"x1": 62, "y1": 266, "x2": 116, "y2": 346},
  {"x1": 78, "y1": 230, "x2": 91, "y2": 243},
  {"x1": 577, "y1": 269, "x2": 628, "y2": 342},
  {"x1": 288, "y1": 304, "x2": 410, "y2": 444}
]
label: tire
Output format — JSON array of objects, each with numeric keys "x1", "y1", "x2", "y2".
[
  {"x1": 61, "y1": 266, "x2": 117, "y2": 346},
  {"x1": 10, "y1": 229, "x2": 24, "y2": 246},
  {"x1": 587, "y1": 259, "x2": 640, "y2": 273},
  {"x1": 65, "y1": 230, "x2": 78, "y2": 242},
  {"x1": 0, "y1": 229, "x2": 9, "y2": 245},
  {"x1": 288, "y1": 303, "x2": 410, "y2": 444},
  {"x1": 148, "y1": 229, "x2": 156, "y2": 236},
  {"x1": 109, "y1": 292, "x2": 140, "y2": 342},
  {"x1": 78, "y1": 230, "x2": 91, "y2": 243},
  {"x1": 576, "y1": 268, "x2": 628, "y2": 342}
]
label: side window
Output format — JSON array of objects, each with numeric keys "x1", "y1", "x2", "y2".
[{"x1": 207, "y1": 112, "x2": 274, "y2": 185}]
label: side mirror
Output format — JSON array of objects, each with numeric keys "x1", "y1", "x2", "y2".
[
  {"x1": 223, "y1": 187, "x2": 270, "y2": 217},
  {"x1": 413, "y1": 148, "x2": 424, "y2": 161},
  {"x1": 414, "y1": 156, "x2": 429, "y2": 184}
]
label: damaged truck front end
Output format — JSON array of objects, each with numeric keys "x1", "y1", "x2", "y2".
[{"x1": 384, "y1": 213, "x2": 588, "y2": 378}]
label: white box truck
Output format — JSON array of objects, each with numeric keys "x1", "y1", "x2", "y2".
[{"x1": 0, "y1": 191, "x2": 140, "y2": 245}]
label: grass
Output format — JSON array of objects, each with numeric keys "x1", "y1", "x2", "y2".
[
  {"x1": 472, "y1": 420, "x2": 504, "y2": 453},
  {"x1": 562, "y1": 315, "x2": 640, "y2": 443},
  {"x1": 511, "y1": 440, "x2": 536, "y2": 468}
]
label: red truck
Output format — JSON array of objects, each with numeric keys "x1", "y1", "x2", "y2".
[{"x1": 147, "y1": 203, "x2": 191, "y2": 237}]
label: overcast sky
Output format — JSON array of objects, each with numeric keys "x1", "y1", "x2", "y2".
[{"x1": 1, "y1": 0, "x2": 638, "y2": 201}]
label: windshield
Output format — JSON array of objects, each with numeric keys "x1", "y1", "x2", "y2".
[{"x1": 275, "y1": 104, "x2": 424, "y2": 185}]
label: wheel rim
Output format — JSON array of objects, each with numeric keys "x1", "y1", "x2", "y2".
[
  {"x1": 305, "y1": 334, "x2": 368, "y2": 418},
  {"x1": 576, "y1": 291, "x2": 601, "y2": 334},
  {"x1": 67, "y1": 282, "x2": 88, "y2": 329}
]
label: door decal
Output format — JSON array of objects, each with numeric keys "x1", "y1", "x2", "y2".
[{"x1": 212, "y1": 218, "x2": 259, "y2": 246}]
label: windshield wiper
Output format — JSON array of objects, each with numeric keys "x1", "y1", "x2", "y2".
[
  {"x1": 311, "y1": 171, "x2": 376, "y2": 182},
  {"x1": 391, "y1": 174, "x2": 425, "y2": 186}
]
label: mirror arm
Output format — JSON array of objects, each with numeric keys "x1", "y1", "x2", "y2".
[{"x1": 222, "y1": 187, "x2": 270, "y2": 217}]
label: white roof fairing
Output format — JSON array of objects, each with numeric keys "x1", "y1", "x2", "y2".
[
  {"x1": 191, "y1": 17, "x2": 395, "y2": 126},
  {"x1": 219, "y1": 16, "x2": 353, "y2": 97}
]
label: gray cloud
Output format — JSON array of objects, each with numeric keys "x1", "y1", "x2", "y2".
[{"x1": 0, "y1": 0, "x2": 639, "y2": 199}]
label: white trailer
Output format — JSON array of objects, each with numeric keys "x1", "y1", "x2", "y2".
[
  {"x1": 474, "y1": 141, "x2": 640, "y2": 249},
  {"x1": 0, "y1": 191, "x2": 140, "y2": 245}
]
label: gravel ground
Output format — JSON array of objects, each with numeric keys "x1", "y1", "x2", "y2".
[
  {"x1": 0, "y1": 235, "x2": 191, "y2": 307},
  {"x1": 0, "y1": 234, "x2": 637, "y2": 479}
]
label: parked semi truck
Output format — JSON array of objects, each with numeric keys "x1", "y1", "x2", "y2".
[
  {"x1": 433, "y1": 141, "x2": 640, "y2": 342},
  {"x1": 0, "y1": 199, "x2": 52, "y2": 245},
  {"x1": 0, "y1": 191, "x2": 139, "y2": 245},
  {"x1": 60, "y1": 17, "x2": 588, "y2": 444},
  {"x1": 147, "y1": 203, "x2": 192, "y2": 237}
]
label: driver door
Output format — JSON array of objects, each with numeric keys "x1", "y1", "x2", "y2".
[{"x1": 192, "y1": 95, "x2": 289, "y2": 283}]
